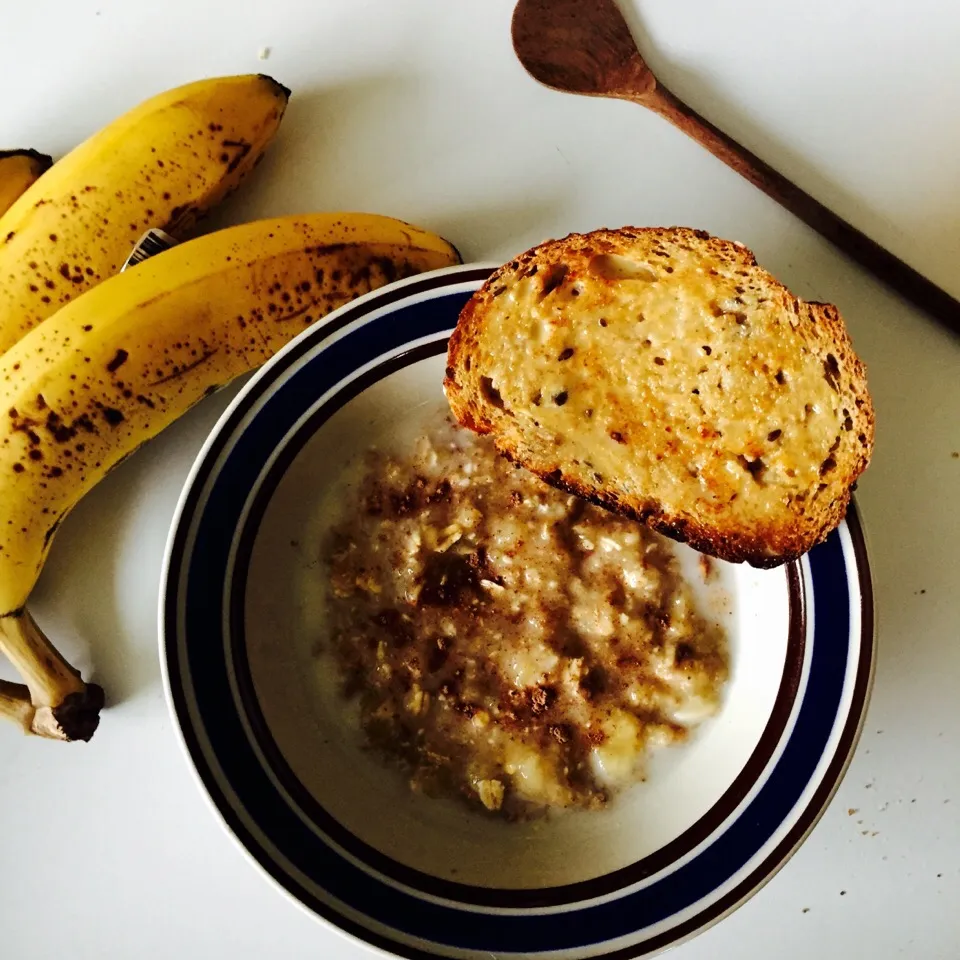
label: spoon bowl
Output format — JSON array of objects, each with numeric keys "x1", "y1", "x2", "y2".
[{"x1": 511, "y1": 0, "x2": 657, "y2": 101}]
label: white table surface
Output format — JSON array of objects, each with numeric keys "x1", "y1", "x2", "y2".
[{"x1": 2, "y1": 1, "x2": 959, "y2": 957}]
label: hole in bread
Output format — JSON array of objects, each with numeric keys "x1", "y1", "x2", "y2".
[
  {"x1": 823, "y1": 353, "x2": 841, "y2": 392},
  {"x1": 539, "y1": 263, "x2": 568, "y2": 298},
  {"x1": 653, "y1": 357, "x2": 665, "y2": 366},
  {"x1": 558, "y1": 347, "x2": 574, "y2": 361},
  {"x1": 598, "y1": 317, "x2": 608, "y2": 327},
  {"x1": 702, "y1": 345, "x2": 712, "y2": 355},
  {"x1": 553, "y1": 391, "x2": 568, "y2": 406},
  {"x1": 664, "y1": 265, "x2": 674, "y2": 274},
  {"x1": 738, "y1": 455, "x2": 767, "y2": 484},
  {"x1": 531, "y1": 390, "x2": 542, "y2": 406},
  {"x1": 589, "y1": 254, "x2": 658, "y2": 283},
  {"x1": 464, "y1": 357, "x2": 471, "y2": 372},
  {"x1": 775, "y1": 369, "x2": 786, "y2": 385},
  {"x1": 820, "y1": 456, "x2": 837, "y2": 475},
  {"x1": 643, "y1": 338, "x2": 652, "y2": 348},
  {"x1": 480, "y1": 377, "x2": 504, "y2": 409},
  {"x1": 609, "y1": 431, "x2": 626, "y2": 444},
  {"x1": 733, "y1": 313, "x2": 748, "y2": 325},
  {"x1": 767, "y1": 429, "x2": 782, "y2": 442},
  {"x1": 570, "y1": 286, "x2": 581, "y2": 297},
  {"x1": 584, "y1": 408, "x2": 593, "y2": 418}
]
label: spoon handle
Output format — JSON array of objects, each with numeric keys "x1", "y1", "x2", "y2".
[{"x1": 645, "y1": 85, "x2": 960, "y2": 336}]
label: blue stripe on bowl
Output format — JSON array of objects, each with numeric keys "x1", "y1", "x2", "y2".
[{"x1": 164, "y1": 274, "x2": 871, "y2": 959}]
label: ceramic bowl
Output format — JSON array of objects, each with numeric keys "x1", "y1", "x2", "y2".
[{"x1": 161, "y1": 263, "x2": 874, "y2": 959}]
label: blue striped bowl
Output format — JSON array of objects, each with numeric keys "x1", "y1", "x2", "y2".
[{"x1": 161, "y1": 263, "x2": 874, "y2": 958}]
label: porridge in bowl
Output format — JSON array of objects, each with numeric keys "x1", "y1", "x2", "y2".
[{"x1": 322, "y1": 420, "x2": 728, "y2": 820}]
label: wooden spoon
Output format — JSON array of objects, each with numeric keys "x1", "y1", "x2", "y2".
[{"x1": 512, "y1": 0, "x2": 960, "y2": 336}]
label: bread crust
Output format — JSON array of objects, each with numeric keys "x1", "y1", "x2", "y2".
[{"x1": 445, "y1": 227, "x2": 874, "y2": 568}]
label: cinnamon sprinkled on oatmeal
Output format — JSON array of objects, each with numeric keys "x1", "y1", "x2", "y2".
[{"x1": 322, "y1": 420, "x2": 727, "y2": 819}]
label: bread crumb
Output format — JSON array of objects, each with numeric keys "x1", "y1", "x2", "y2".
[
  {"x1": 847, "y1": 807, "x2": 858, "y2": 815},
  {"x1": 257, "y1": 46, "x2": 271, "y2": 60}
]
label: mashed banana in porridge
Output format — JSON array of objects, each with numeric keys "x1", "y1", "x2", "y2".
[{"x1": 322, "y1": 420, "x2": 728, "y2": 819}]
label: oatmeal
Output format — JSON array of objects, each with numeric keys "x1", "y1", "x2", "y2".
[{"x1": 322, "y1": 420, "x2": 728, "y2": 819}]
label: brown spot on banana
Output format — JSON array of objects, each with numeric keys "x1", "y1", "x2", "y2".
[{"x1": 106, "y1": 349, "x2": 129, "y2": 372}]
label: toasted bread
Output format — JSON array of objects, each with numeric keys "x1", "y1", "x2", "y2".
[{"x1": 444, "y1": 227, "x2": 874, "y2": 568}]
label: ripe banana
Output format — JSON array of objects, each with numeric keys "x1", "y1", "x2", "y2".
[
  {"x1": 0, "y1": 149, "x2": 53, "y2": 217},
  {"x1": 0, "y1": 74, "x2": 288, "y2": 355},
  {"x1": 0, "y1": 211, "x2": 460, "y2": 739}
]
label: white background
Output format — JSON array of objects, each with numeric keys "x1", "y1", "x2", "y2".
[{"x1": 2, "y1": 1, "x2": 959, "y2": 957}]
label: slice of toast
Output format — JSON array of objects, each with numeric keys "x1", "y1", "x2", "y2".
[{"x1": 444, "y1": 226, "x2": 874, "y2": 568}]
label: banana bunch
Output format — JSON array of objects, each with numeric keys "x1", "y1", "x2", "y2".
[
  {"x1": 0, "y1": 74, "x2": 289, "y2": 355},
  {"x1": 0, "y1": 212, "x2": 460, "y2": 739},
  {"x1": 0, "y1": 149, "x2": 53, "y2": 216}
]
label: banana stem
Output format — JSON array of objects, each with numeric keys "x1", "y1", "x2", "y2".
[
  {"x1": 0, "y1": 678, "x2": 33, "y2": 734},
  {"x1": 0, "y1": 609, "x2": 85, "y2": 699},
  {"x1": 0, "y1": 610, "x2": 104, "y2": 741}
]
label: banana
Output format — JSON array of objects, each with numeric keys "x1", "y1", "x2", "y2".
[
  {"x1": 0, "y1": 211, "x2": 460, "y2": 739},
  {"x1": 0, "y1": 149, "x2": 53, "y2": 217},
  {"x1": 0, "y1": 74, "x2": 288, "y2": 355}
]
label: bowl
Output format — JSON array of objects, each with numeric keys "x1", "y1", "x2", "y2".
[{"x1": 161, "y1": 263, "x2": 874, "y2": 958}]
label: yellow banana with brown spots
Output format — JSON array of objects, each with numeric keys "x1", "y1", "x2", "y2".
[
  {"x1": 0, "y1": 149, "x2": 53, "y2": 217},
  {"x1": 0, "y1": 211, "x2": 460, "y2": 740},
  {"x1": 0, "y1": 75, "x2": 288, "y2": 354}
]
